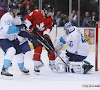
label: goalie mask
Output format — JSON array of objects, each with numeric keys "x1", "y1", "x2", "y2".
[
  {"x1": 44, "y1": 4, "x2": 54, "y2": 17},
  {"x1": 64, "y1": 22, "x2": 75, "y2": 35}
]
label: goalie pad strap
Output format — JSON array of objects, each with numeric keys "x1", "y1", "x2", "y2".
[{"x1": 68, "y1": 62, "x2": 83, "y2": 73}]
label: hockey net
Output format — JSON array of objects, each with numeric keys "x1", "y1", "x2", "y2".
[{"x1": 95, "y1": 21, "x2": 100, "y2": 71}]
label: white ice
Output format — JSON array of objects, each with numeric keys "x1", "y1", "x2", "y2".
[{"x1": 0, "y1": 49, "x2": 100, "y2": 90}]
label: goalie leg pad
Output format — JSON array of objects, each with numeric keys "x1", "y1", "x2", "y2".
[
  {"x1": 54, "y1": 38, "x2": 64, "y2": 57},
  {"x1": 67, "y1": 61, "x2": 84, "y2": 73}
]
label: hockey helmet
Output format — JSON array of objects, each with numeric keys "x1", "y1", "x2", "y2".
[
  {"x1": 64, "y1": 22, "x2": 75, "y2": 34},
  {"x1": 9, "y1": 1, "x2": 19, "y2": 11},
  {"x1": 44, "y1": 4, "x2": 54, "y2": 17}
]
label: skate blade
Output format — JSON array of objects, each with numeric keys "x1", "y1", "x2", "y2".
[
  {"x1": 23, "y1": 72, "x2": 30, "y2": 75},
  {"x1": 34, "y1": 71, "x2": 40, "y2": 75},
  {"x1": 39, "y1": 65, "x2": 44, "y2": 68},
  {"x1": 1, "y1": 75, "x2": 13, "y2": 80},
  {"x1": 51, "y1": 68, "x2": 58, "y2": 72}
]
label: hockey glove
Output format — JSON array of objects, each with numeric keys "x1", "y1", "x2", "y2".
[
  {"x1": 28, "y1": 35, "x2": 34, "y2": 43},
  {"x1": 32, "y1": 27, "x2": 39, "y2": 33},
  {"x1": 43, "y1": 34, "x2": 55, "y2": 51},
  {"x1": 16, "y1": 24, "x2": 27, "y2": 30},
  {"x1": 18, "y1": 30, "x2": 33, "y2": 39}
]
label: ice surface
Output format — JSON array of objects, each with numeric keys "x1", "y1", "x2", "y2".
[{"x1": 0, "y1": 49, "x2": 100, "y2": 90}]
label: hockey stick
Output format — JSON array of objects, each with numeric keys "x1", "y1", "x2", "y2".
[
  {"x1": 20, "y1": 28, "x2": 69, "y2": 67},
  {"x1": 19, "y1": 28, "x2": 53, "y2": 53},
  {"x1": 54, "y1": 24, "x2": 57, "y2": 45},
  {"x1": 36, "y1": 32, "x2": 69, "y2": 67}
]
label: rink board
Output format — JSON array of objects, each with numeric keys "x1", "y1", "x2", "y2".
[{"x1": 29, "y1": 27, "x2": 96, "y2": 52}]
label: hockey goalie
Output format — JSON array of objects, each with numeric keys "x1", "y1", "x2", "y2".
[{"x1": 55, "y1": 22, "x2": 93, "y2": 74}]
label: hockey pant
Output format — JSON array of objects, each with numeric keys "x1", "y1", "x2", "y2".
[
  {"x1": 0, "y1": 39, "x2": 31, "y2": 69},
  {"x1": 66, "y1": 50, "x2": 87, "y2": 62}
]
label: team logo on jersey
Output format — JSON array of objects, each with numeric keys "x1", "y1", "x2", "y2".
[
  {"x1": 69, "y1": 41, "x2": 73, "y2": 47},
  {"x1": 36, "y1": 22, "x2": 45, "y2": 31}
]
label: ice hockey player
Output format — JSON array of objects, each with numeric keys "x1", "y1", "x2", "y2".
[
  {"x1": 55, "y1": 22, "x2": 93, "y2": 74},
  {"x1": 24, "y1": 4, "x2": 57, "y2": 73},
  {"x1": 0, "y1": 2, "x2": 32, "y2": 77}
]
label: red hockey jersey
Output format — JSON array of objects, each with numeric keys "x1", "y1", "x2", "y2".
[{"x1": 25, "y1": 10, "x2": 54, "y2": 35}]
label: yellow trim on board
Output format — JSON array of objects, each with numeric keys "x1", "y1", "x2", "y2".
[
  {"x1": 30, "y1": 45, "x2": 95, "y2": 52},
  {"x1": 29, "y1": 44, "x2": 67, "y2": 50},
  {"x1": 0, "y1": 45, "x2": 95, "y2": 52}
]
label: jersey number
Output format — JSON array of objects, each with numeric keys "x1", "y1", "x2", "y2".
[
  {"x1": 29, "y1": 12, "x2": 33, "y2": 16},
  {"x1": 81, "y1": 34, "x2": 87, "y2": 43},
  {"x1": 5, "y1": 20, "x2": 10, "y2": 25}
]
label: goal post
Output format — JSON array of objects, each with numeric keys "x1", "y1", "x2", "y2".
[{"x1": 95, "y1": 21, "x2": 100, "y2": 71}]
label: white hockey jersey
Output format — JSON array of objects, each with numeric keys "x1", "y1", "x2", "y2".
[
  {"x1": 0, "y1": 12, "x2": 20, "y2": 41},
  {"x1": 0, "y1": 12, "x2": 27, "y2": 45},
  {"x1": 60, "y1": 26, "x2": 89, "y2": 56}
]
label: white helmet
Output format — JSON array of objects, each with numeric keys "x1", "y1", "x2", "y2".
[{"x1": 64, "y1": 22, "x2": 75, "y2": 34}]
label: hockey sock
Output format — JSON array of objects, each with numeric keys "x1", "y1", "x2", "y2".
[
  {"x1": 18, "y1": 62, "x2": 24, "y2": 69},
  {"x1": 3, "y1": 59, "x2": 11, "y2": 69},
  {"x1": 33, "y1": 46, "x2": 42, "y2": 61},
  {"x1": 48, "y1": 53, "x2": 55, "y2": 60}
]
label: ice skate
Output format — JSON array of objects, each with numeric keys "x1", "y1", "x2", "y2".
[
  {"x1": 34, "y1": 66, "x2": 40, "y2": 72},
  {"x1": 34, "y1": 66, "x2": 40, "y2": 75},
  {"x1": 34, "y1": 61, "x2": 41, "y2": 74},
  {"x1": 39, "y1": 59, "x2": 44, "y2": 68},
  {"x1": 20, "y1": 67, "x2": 29, "y2": 74},
  {"x1": 49, "y1": 61, "x2": 57, "y2": 71},
  {"x1": 1, "y1": 68, "x2": 13, "y2": 76},
  {"x1": 83, "y1": 64, "x2": 93, "y2": 74}
]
